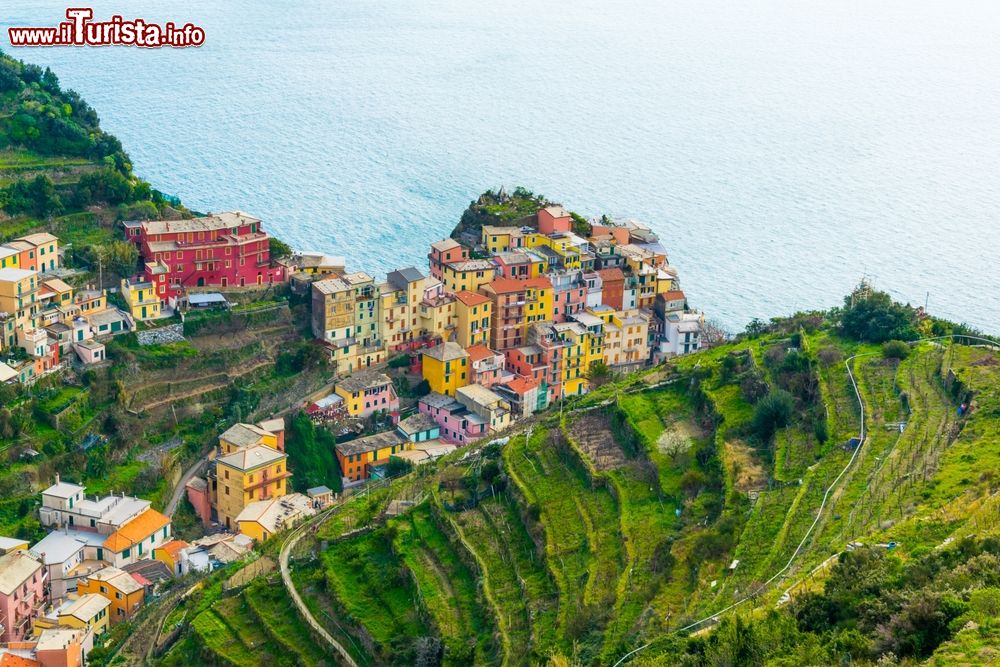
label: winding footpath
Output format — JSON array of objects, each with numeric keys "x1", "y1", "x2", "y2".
[{"x1": 279, "y1": 502, "x2": 360, "y2": 667}]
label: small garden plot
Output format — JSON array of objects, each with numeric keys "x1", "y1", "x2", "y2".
[{"x1": 567, "y1": 413, "x2": 628, "y2": 471}]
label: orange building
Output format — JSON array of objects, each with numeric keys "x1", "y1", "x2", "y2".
[{"x1": 77, "y1": 566, "x2": 145, "y2": 625}]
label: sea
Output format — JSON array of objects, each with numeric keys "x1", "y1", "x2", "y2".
[{"x1": 4, "y1": 0, "x2": 999, "y2": 332}]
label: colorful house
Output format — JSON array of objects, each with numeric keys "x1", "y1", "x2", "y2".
[
  {"x1": 0, "y1": 550, "x2": 46, "y2": 643},
  {"x1": 427, "y1": 238, "x2": 468, "y2": 280},
  {"x1": 54, "y1": 593, "x2": 110, "y2": 639},
  {"x1": 379, "y1": 267, "x2": 430, "y2": 350},
  {"x1": 123, "y1": 211, "x2": 286, "y2": 302},
  {"x1": 335, "y1": 430, "x2": 408, "y2": 483},
  {"x1": 481, "y1": 225, "x2": 526, "y2": 255},
  {"x1": 396, "y1": 412, "x2": 440, "y2": 443},
  {"x1": 536, "y1": 205, "x2": 573, "y2": 235},
  {"x1": 333, "y1": 370, "x2": 399, "y2": 417},
  {"x1": 481, "y1": 276, "x2": 553, "y2": 351},
  {"x1": 120, "y1": 278, "x2": 161, "y2": 321},
  {"x1": 421, "y1": 342, "x2": 469, "y2": 397},
  {"x1": 495, "y1": 375, "x2": 543, "y2": 418},
  {"x1": 466, "y1": 344, "x2": 505, "y2": 387},
  {"x1": 456, "y1": 384, "x2": 512, "y2": 433},
  {"x1": 102, "y1": 509, "x2": 172, "y2": 568},
  {"x1": 236, "y1": 494, "x2": 315, "y2": 542},
  {"x1": 76, "y1": 566, "x2": 144, "y2": 625},
  {"x1": 453, "y1": 291, "x2": 491, "y2": 348},
  {"x1": 418, "y1": 393, "x2": 488, "y2": 445},
  {"x1": 13, "y1": 233, "x2": 59, "y2": 273},
  {"x1": 440, "y1": 259, "x2": 495, "y2": 294},
  {"x1": 214, "y1": 445, "x2": 290, "y2": 531},
  {"x1": 151, "y1": 540, "x2": 191, "y2": 577}
]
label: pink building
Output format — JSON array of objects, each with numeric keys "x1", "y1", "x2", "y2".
[
  {"x1": 537, "y1": 206, "x2": 573, "y2": 235},
  {"x1": 418, "y1": 393, "x2": 488, "y2": 445},
  {"x1": 550, "y1": 271, "x2": 587, "y2": 323},
  {"x1": 427, "y1": 238, "x2": 468, "y2": 281},
  {"x1": 466, "y1": 344, "x2": 505, "y2": 387},
  {"x1": 0, "y1": 550, "x2": 47, "y2": 643}
]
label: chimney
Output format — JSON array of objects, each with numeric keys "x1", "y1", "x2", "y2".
[{"x1": 55, "y1": 473, "x2": 60, "y2": 484}]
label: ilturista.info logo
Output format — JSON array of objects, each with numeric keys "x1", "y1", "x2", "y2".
[{"x1": 8, "y1": 8, "x2": 205, "y2": 48}]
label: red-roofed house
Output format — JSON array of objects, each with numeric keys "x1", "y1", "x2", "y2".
[
  {"x1": 481, "y1": 277, "x2": 553, "y2": 351},
  {"x1": 427, "y1": 239, "x2": 468, "y2": 280},
  {"x1": 495, "y1": 375, "x2": 543, "y2": 418},
  {"x1": 466, "y1": 344, "x2": 505, "y2": 387}
]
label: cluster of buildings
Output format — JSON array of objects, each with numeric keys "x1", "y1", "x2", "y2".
[
  {"x1": 0, "y1": 478, "x2": 173, "y2": 663},
  {"x1": 185, "y1": 418, "x2": 332, "y2": 539},
  {"x1": 0, "y1": 462, "x2": 269, "y2": 664},
  {"x1": 306, "y1": 206, "x2": 705, "y2": 483},
  {"x1": 0, "y1": 234, "x2": 136, "y2": 385}
]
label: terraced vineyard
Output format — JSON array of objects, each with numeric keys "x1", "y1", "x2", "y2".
[{"x1": 152, "y1": 329, "x2": 1000, "y2": 667}]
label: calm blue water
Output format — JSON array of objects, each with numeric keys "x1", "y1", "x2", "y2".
[{"x1": 5, "y1": 1, "x2": 999, "y2": 332}]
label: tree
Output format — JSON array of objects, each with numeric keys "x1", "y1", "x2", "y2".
[
  {"x1": 744, "y1": 318, "x2": 768, "y2": 338},
  {"x1": 840, "y1": 285, "x2": 919, "y2": 343},
  {"x1": 751, "y1": 390, "x2": 795, "y2": 442},
  {"x1": 96, "y1": 241, "x2": 139, "y2": 278},
  {"x1": 881, "y1": 340, "x2": 910, "y2": 361},
  {"x1": 586, "y1": 361, "x2": 611, "y2": 387},
  {"x1": 269, "y1": 237, "x2": 292, "y2": 260}
]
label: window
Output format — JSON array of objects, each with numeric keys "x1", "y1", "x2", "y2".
[{"x1": 116, "y1": 591, "x2": 123, "y2": 600}]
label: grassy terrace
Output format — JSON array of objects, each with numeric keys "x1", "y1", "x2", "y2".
[
  {"x1": 504, "y1": 428, "x2": 622, "y2": 652},
  {"x1": 392, "y1": 502, "x2": 498, "y2": 665},
  {"x1": 441, "y1": 490, "x2": 559, "y2": 666},
  {"x1": 317, "y1": 528, "x2": 427, "y2": 661}
]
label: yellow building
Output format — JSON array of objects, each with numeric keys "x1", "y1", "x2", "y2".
[
  {"x1": 0, "y1": 245, "x2": 20, "y2": 270},
  {"x1": 56, "y1": 594, "x2": 110, "y2": 639},
  {"x1": 311, "y1": 276, "x2": 354, "y2": 342},
  {"x1": 236, "y1": 494, "x2": 315, "y2": 542},
  {"x1": 440, "y1": 259, "x2": 495, "y2": 293},
  {"x1": 0, "y1": 267, "x2": 39, "y2": 330},
  {"x1": 418, "y1": 291, "x2": 457, "y2": 339},
  {"x1": 421, "y1": 341, "x2": 469, "y2": 396},
  {"x1": 481, "y1": 225, "x2": 525, "y2": 254},
  {"x1": 152, "y1": 540, "x2": 190, "y2": 577},
  {"x1": 453, "y1": 291, "x2": 491, "y2": 347},
  {"x1": 333, "y1": 370, "x2": 399, "y2": 417},
  {"x1": 214, "y1": 445, "x2": 290, "y2": 531},
  {"x1": 312, "y1": 272, "x2": 386, "y2": 373},
  {"x1": 77, "y1": 566, "x2": 144, "y2": 626},
  {"x1": 120, "y1": 278, "x2": 161, "y2": 320},
  {"x1": 335, "y1": 430, "x2": 409, "y2": 483},
  {"x1": 379, "y1": 267, "x2": 430, "y2": 350},
  {"x1": 552, "y1": 321, "x2": 590, "y2": 396},
  {"x1": 218, "y1": 422, "x2": 279, "y2": 454}
]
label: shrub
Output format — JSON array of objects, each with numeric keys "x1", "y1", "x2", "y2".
[
  {"x1": 751, "y1": 390, "x2": 795, "y2": 441},
  {"x1": 881, "y1": 340, "x2": 910, "y2": 361},
  {"x1": 739, "y1": 370, "x2": 769, "y2": 404},
  {"x1": 839, "y1": 285, "x2": 919, "y2": 343},
  {"x1": 387, "y1": 354, "x2": 411, "y2": 369}
]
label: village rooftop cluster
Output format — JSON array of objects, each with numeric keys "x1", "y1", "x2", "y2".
[{"x1": 0, "y1": 200, "x2": 704, "y2": 663}]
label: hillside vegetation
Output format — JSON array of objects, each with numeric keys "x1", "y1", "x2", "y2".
[{"x1": 153, "y1": 286, "x2": 1000, "y2": 667}]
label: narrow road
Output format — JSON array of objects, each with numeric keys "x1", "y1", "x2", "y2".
[
  {"x1": 165, "y1": 458, "x2": 206, "y2": 517},
  {"x1": 279, "y1": 502, "x2": 360, "y2": 667}
]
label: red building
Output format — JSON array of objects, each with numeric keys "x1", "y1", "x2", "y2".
[
  {"x1": 597, "y1": 267, "x2": 625, "y2": 310},
  {"x1": 427, "y1": 238, "x2": 468, "y2": 281},
  {"x1": 124, "y1": 211, "x2": 286, "y2": 303}
]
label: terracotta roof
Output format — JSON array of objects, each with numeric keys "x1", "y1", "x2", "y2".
[
  {"x1": 454, "y1": 290, "x2": 490, "y2": 307},
  {"x1": 663, "y1": 290, "x2": 686, "y2": 300},
  {"x1": 103, "y1": 509, "x2": 171, "y2": 553},
  {"x1": 0, "y1": 654, "x2": 41, "y2": 667},
  {"x1": 465, "y1": 344, "x2": 496, "y2": 363},
  {"x1": 486, "y1": 276, "x2": 552, "y2": 294},
  {"x1": 503, "y1": 376, "x2": 539, "y2": 394},
  {"x1": 157, "y1": 540, "x2": 189, "y2": 558},
  {"x1": 597, "y1": 268, "x2": 625, "y2": 282}
]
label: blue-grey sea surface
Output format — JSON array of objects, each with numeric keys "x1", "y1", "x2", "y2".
[{"x1": 5, "y1": 0, "x2": 998, "y2": 332}]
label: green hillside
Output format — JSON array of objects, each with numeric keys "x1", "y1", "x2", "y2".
[{"x1": 152, "y1": 287, "x2": 1000, "y2": 667}]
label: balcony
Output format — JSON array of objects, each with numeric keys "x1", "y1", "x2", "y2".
[{"x1": 244, "y1": 470, "x2": 292, "y2": 492}]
